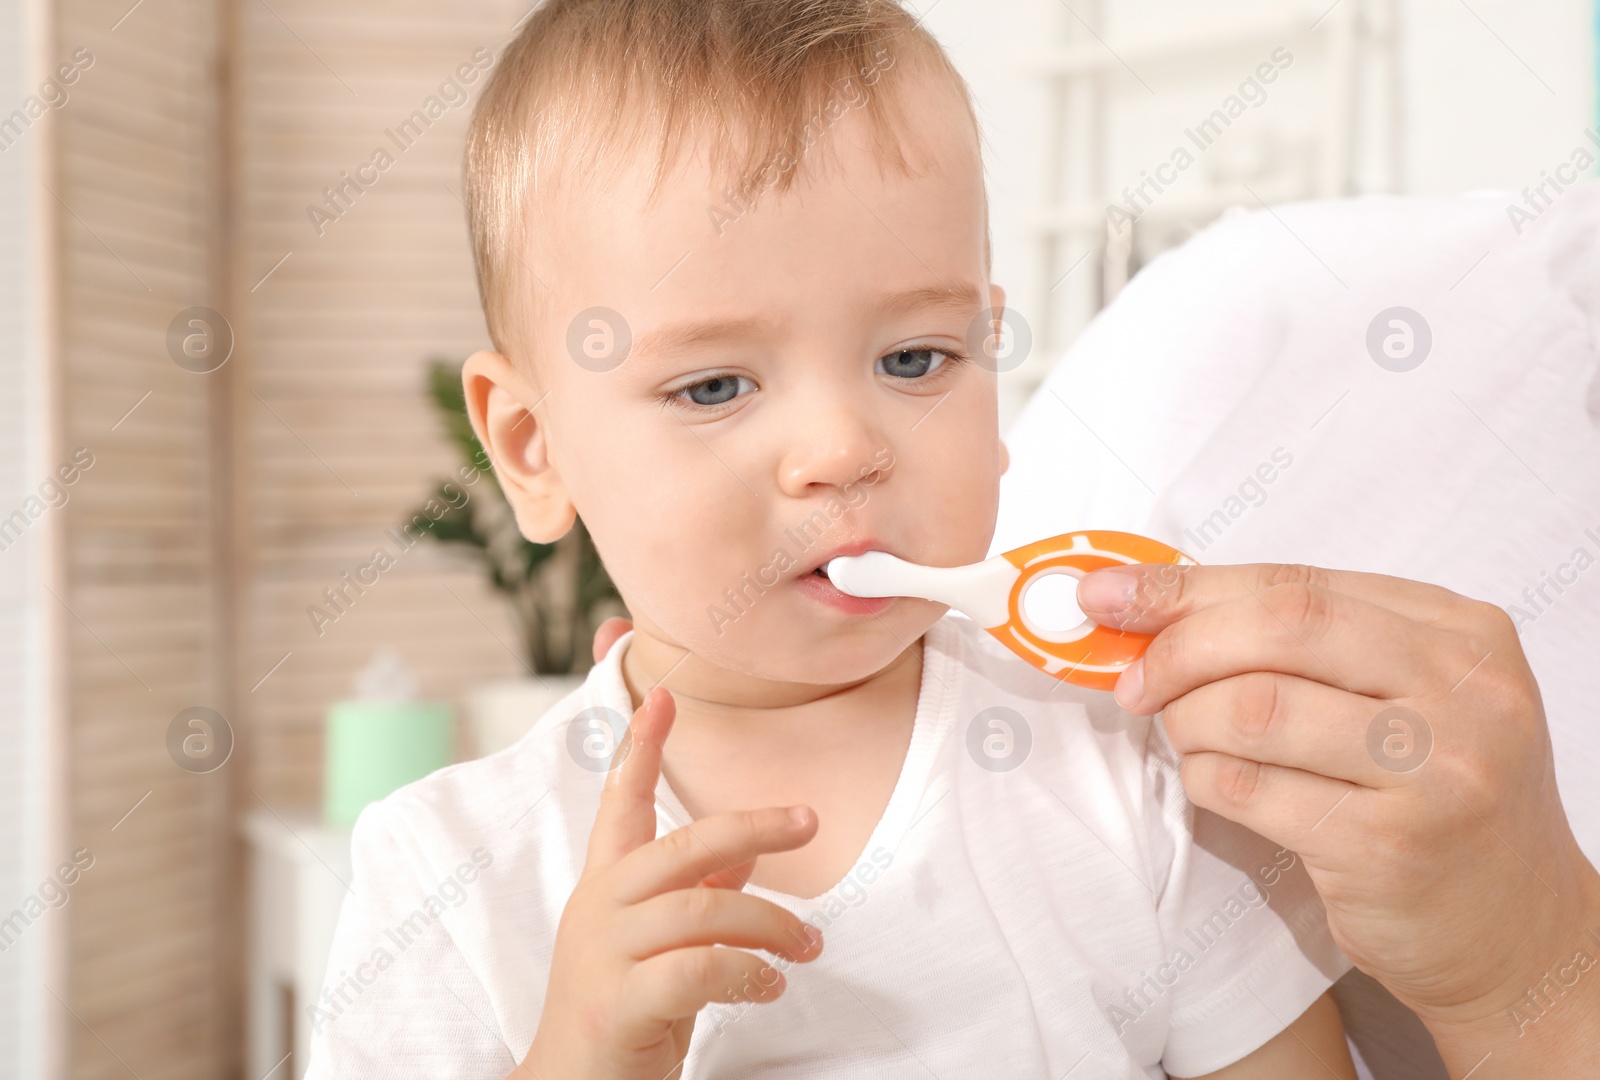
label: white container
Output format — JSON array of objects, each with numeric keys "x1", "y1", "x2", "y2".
[{"x1": 466, "y1": 674, "x2": 587, "y2": 758}]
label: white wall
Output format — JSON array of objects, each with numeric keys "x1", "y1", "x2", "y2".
[
  {"x1": 0, "y1": 0, "x2": 54, "y2": 1073},
  {"x1": 1404, "y1": 0, "x2": 1596, "y2": 195},
  {"x1": 913, "y1": 0, "x2": 1598, "y2": 427},
  {"x1": 906, "y1": 0, "x2": 1051, "y2": 430}
]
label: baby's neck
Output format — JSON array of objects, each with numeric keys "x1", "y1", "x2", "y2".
[{"x1": 616, "y1": 628, "x2": 926, "y2": 898}]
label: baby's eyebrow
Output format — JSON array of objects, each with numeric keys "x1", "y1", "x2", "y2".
[
  {"x1": 631, "y1": 316, "x2": 773, "y2": 364},
  {"x1": 872, "y1": 281, "x2": 984, "y2": 320},
  {"x1": 630, "y1": 281, "x2": 984, "y2": 364}
]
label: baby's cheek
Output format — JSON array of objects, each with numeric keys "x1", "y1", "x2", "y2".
[{"x1": 910, "y1": 455, "x2": 1000, "y2": 559}]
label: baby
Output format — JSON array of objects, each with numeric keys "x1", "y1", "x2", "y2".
[{"x1": 306, "y1": 1, "x2": 1358, "y2": 1077}]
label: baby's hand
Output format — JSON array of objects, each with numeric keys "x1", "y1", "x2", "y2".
[{"x1": 514, "y1": 686, "x2": 823, "y2": 1080}]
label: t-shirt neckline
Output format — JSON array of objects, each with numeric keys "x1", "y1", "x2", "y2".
[{"x1": 595, "y1": 618, "x2": 962, "y2": 906}]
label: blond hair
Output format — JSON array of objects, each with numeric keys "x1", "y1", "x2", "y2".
[{"x1": 463, "y1": 0, "x2": 985, "y2": 363}]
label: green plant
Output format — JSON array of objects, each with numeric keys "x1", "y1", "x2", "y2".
[{"x1": 410, "y1": 358, "x2": 624, "y2": 675}]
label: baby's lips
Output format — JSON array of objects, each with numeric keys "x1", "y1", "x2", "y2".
[{"x1": 803, "y1": 538, "x2": 893, "y2": 579}]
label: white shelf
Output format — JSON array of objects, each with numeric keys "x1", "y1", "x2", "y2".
[
  {"x1": 1024, "y1": 8, "x2": 1327, "y2": 77},
  {"x1": 242, "y1": 809, "x2": 355, "y2": 1080}
]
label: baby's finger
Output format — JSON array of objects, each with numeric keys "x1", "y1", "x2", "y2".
[
  {"x1": 613, "y1": 806, "x2": 817, "y2": 904},
  {"x1": 618, "y1": 888, "x2": 823, "y2": 964},
  {"x1": 700, "y1": 858, "x2": 757, "y2": 891},
  {"x1": 591, "y1": 617, "x2": 634, "y2": 664},
  {"x1": 619, "y1": 946, "x2": 787, "y2": 1029},
  {"x1": 585, "y1": 686, "x2": 675, "y2": 871}
]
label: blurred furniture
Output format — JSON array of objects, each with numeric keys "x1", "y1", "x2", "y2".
[
  {"x1": 1020, "y1": 0, "x2": 1403, "y2": 400},
  {"x1": 468, "y1": 674, "x2": 586, "y2": 757},
  {"x1": 323, "y1": 695, "x2": 454, "y2": 825},
  {"x1": 244, "y1": 810, "x2": 353, "y2": 1080}
]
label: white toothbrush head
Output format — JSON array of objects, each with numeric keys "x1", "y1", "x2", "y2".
[
  {"x1": 823, "y1": 551, "x2": 1017, "y2": 627},
  {"x1": 824, "y1": 551, "x2": 904, "y2": 598}
]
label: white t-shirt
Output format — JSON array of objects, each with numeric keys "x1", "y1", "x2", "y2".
[{"x1": 304, "y1": 614, "x2": 1353, "y2": 1079}]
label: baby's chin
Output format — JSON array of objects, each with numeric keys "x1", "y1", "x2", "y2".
[{"x1": 688, "y1": 599, "x2": 945, "y2": 687}]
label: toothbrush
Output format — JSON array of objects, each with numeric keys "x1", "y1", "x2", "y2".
[{"x1": 826, "y1": 531, "x2": 1196, "y2": 691}]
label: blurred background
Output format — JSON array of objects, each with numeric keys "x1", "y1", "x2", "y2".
[{"x1": 0, "y1": 0, "x2": 1593, "y2": 1076}]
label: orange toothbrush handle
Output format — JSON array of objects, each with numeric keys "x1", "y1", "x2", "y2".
[{"x1": 985, "y1": 530, "x2": 1196, "y2": 692}]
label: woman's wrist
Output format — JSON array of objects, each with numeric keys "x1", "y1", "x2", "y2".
[{"x1": 1419, "y1": 853, "x2": 1600, "y2": 1077}]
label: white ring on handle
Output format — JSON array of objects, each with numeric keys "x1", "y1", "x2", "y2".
[{"x1": 1016, "y1": 568, "x2": 1096, "y2": 644}]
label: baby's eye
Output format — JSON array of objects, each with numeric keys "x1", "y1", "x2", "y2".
[
  {"x1": 877, "y1": 347, "x2": 962, "y2": 380},
  {"x1": 668, "y1": 373, "x2": 755, "y2": 410}
]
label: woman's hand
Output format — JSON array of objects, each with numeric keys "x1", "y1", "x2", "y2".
[{"x1": 1078, "y1": 562, "x2": 1600, "y2": 1076}]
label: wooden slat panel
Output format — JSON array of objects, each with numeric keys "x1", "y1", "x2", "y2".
[
  {"x1": 51, "y1": 2, "x2": 539, "y2": 1076},
  {"x1": 56, "y1": 0, "x2": 225, "y2": 1076},
  {"x1": 240, "y1": 0, "x2": 531, "y2": 826}
]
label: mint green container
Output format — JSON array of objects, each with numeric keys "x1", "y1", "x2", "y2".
[{"x1": 323, "y1": 701, "x2": 454, "y2": 826}]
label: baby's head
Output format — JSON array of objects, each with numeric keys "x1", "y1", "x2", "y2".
[{"x1": 461, "y1": 0, "x2": 1009, "y2": 688}]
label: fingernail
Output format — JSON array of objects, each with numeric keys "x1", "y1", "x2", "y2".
[
  {"x1": 1114, "y1": 658, "x2": 1144, "y2": 711},
  {"x1": 804, "y1": 926, "x2": 823, "y2": 950},
  {"x1": 788, "y1": 805, "x2": 811, "y2": 826},
  {"x1": 1078, "y1": 570, "x2": 1139, "y2": 613}
]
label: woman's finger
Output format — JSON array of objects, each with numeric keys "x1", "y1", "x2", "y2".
[
  {"x1": 1078, "y1": 562, "x2": 1478, "y2": 636},
  {"x1": 1162, "y1": 671, "x2": 1419, "y2": 788},
  {"x1": 1178, "y1": 750, "x2": 1365, "y2": 858},
  {"x1": 1118, "y1": 582, "x2": 1472, "y2": 712}
]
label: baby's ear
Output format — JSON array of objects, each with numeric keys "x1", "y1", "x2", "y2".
[{"x1": 461, "y1": 349, "x2": 576, "y2": 543}]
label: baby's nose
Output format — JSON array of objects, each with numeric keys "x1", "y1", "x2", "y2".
[{"x1": 775, "y1": 421, "x2": 888, "y2": 497}]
